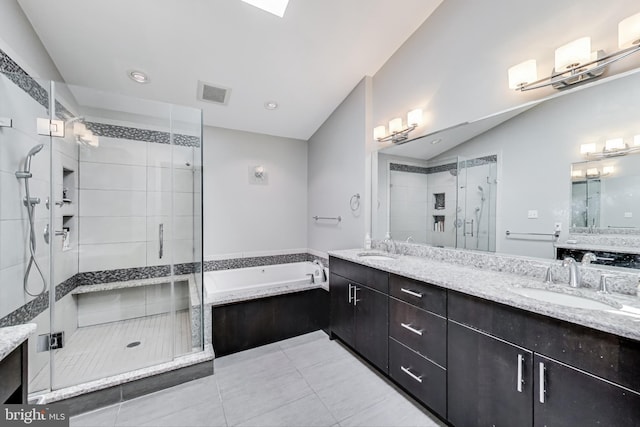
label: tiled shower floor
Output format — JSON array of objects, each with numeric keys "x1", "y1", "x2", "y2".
[
  {"x1": 70, "y1": 330, "x2": 446, "y2": 427},
  {"x1": 30, "y1": 310, "x2": 192, "y2": 391}
]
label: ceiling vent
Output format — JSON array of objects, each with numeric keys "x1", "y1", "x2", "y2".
[{"x1": 197, "y1": 81, "x2": 231, "y2": 105}]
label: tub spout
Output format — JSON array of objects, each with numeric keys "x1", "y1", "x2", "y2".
[{"x1": 313, "y1": 260, "x2": 327, "y2": 281}]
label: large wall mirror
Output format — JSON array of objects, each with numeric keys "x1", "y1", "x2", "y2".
[{"x1": 372, "y1": 68, "x2": 640, "y2": 264}]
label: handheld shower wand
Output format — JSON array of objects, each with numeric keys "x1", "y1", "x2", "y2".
[{"x1": 15, "y1": 144, "x2": 46, "y2": 297}]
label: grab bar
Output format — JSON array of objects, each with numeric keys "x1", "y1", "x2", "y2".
[
  {"x1": 313, "y1": 216, "x2": 342, "y2": 222},
  {"x1": 506, "y1": 230, "x2": 560, "y2": 238},
  {"x1": 159, "y1": 223, "x2": 164, "y2": 259}
]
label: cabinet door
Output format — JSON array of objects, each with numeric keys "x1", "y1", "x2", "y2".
[
  {"x1": 354, "y1": 285, "x2": 388, "y2": 373},
  {"x1": 534, "y1": 354, "x2": 640, "y2": 427},
  {"x1": 448, "y1": 321, "x2": 533, "y2": 427},
  {"x1": 330, "y1": 273, "x2": 355, "y2": 346}
]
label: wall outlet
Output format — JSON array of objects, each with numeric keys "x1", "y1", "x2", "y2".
[
  {"x1": 554, "y1": 222, "x2": 562, "y2": 232},
  {"x1": 527, "y1": 210, "x2": 538, "y2": 219}
]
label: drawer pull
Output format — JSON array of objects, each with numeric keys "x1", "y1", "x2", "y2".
[
  {"x1": 539, "y1": 362, "x2": 546, "y2": 403},
  {"x1": 400, "y1": 288, "x2": 423, "y2": 298},
  {"x1": 400, "y1": 323, "x2": 423, "y2": 336},
  {"x1": 401, "y1": 366, "x2": 423, "y2": 383},
  {"x1": 348, "y1": 284, "x2": 353, "y2": 303},
  {"x1": 517, "y1": 354, "x2": 524, "y2": 392}
]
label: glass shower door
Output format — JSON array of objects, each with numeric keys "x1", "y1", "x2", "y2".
[
  {"x1": 0, "y1": 71, "x2": 55, "y2": 395},
  {"x1": 456, "y1": 155, "x2": 497, "y2": 252}
]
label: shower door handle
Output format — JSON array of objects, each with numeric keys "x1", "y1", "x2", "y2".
[{"x1": 159, "y1": 224, "x2": 164, "y2": 259}]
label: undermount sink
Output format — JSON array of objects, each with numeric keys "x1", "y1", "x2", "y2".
[
  {"x1": 357, "y1": 252, "x2": 397, "y2": 261},
  {"x1": 511, "y1": 288, "x2": 616, "y2": 310}
]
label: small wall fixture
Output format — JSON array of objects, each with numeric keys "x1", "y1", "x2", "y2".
[
  {"x1": 508, "y1": 11, "x2": 640, "y2": 91},
  {"x1": 580, "y1": 134, "x2": 640, "y2": 159},
  {"x1": 374, "y1": 109, "x2": 423, "y2": 144}
]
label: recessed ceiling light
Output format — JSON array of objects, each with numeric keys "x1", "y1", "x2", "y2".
[
  {"x1": 241, "y1": 0, "x2": 289, "y2": 18},
  {"x1": 128, "y1": 70, "x2": 150, "y2": 84},
  {"x1": 264, "y1": 101, "x2": 279, "y2": 110},
  {"x1": 430, "y1": 138, "x2": 442, "y2": 145}
]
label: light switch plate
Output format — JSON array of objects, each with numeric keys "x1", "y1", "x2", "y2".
[
  {"x1": 528, "y1": 210, "x2": 538, "y2": 219},
  {"x1": 624, "y1": 212, "x2": 633, "y2": 218}
]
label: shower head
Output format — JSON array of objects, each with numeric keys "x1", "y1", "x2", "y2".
[
  {"x1": 477, "y1": 185, "x2": 484, "y2": 192},
  {"x1": 27, "y1": 144, "x2": 44, "y2": 157},
  {"x1": 21, "y1": 144, "x2": 44, "y2": 175}
]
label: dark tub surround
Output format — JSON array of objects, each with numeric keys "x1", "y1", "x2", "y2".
[{"x1": 212, "y1": 289, "x2": 329, "y2": 356}]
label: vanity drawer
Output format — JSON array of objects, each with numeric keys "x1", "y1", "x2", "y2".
[
  {"x1": 390, "y1": 298, "x2": 446, "y2": 367},
  {"x1": 390, "y1": 274, "x2": 446, "y2": 316},
  {"x1": 329, "y1": 257, "x2": 389, "y2": 293},
  {"x1": 389, "y1": 337, "x2": 446, "y2": 418}
]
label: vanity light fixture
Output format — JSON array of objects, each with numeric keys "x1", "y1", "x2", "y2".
[
  {"x1": 581, "y1": 135, "x2": 640, "y2": 159},
  {"x1": 374, "y1": 108, "x2": 423, "y2": 144},
  {"x1": 508, "y1": 11, "x2": 640, "y2": 91},
  {"x1": 586, "y1": 167, "x2": 600, "y2": 177},
  {"x1": 602, "y1": 165, "x2": 615, "y2": 175},
  {"x1": 264, "y1": 101, "x2": 278, "y2": 110},
  {"x1": 571, "y1": 169, "x2": 584, "y2": 178}
]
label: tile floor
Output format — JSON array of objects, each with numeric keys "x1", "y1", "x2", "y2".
[
  {"x1": 31, "y1": 310, "x2": 192, "y2": 391},
  {"x1": 70, "y1": 330, "x2": 446, "y2": 427}
]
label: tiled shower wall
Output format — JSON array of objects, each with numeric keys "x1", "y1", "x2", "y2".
[
  {"x1": 77, "y1": 136, "x2": 198, "y2": 272},
  {"x1": 1, "y1": 47, "x2": 202, "y2": 331}
]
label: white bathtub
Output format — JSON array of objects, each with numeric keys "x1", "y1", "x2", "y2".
[{"x1": 204, "y1": 261, "x2": 327, "y2": 304}]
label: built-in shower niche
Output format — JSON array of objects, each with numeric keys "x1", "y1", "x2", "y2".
[
  {"x1": 61, "y1": 167, "x2": 75, "y2": 251},
  {"x1": 62, "y1": 167, "x2": 74, "y2": 204},
  {"x1": 434, "y1": 193, "x2": 445, "y2": 210},
  {"x1": 433, "y1": 215, "x2": 445, "y2": 232}
]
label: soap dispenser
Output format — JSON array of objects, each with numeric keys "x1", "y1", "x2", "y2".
[{"x1": 364, "y1": 232, "x2": 372, "y2": 250}]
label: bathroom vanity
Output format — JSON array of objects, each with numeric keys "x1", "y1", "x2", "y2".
[
  {"x1": 328, "y1": 250, "x2": 640, "y2": 427},
  {"x1": 0, "y1": 324, "x2": 35, "y2": 404}
]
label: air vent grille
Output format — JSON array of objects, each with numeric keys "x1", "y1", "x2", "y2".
[{"x1": 197, "y1": 81, "x2": 231, "y2": 105}]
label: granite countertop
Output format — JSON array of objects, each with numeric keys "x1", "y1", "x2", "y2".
[
  {"x1": 205, "y1": 281, "x2": 329, "y2": 306},
  {"x1": 0, "y1": 323, "x2": 36, "y2": 361},
  {"x1": 555, "y1": 242, "x2": 640, "y2": 255},
  {"x1": 329, "y1": 249, "x2": 640, "y2": 342}
]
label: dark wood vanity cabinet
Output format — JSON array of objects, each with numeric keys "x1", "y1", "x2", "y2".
[
  {"x1": 329, "y1": 258, "x2": 640, "y2": 427},
  {"x1": 388, "y1": 275, "x2": 447, "y2": 418},
  {"x1": 329, "y1": 257, "x2": 389, "y2": 373},
  {"x1": 534, "y1": 354, "x2": 640, "y2": 427},
  {"x1": 0, "y1": 341, "x2": 28, "y2": 404},
  {"x1": 448, "y1": 320, "x2": 533, "y2": 427},
  {"x1": 448, "y1": 290, "x2": 640, "y2": 427}
]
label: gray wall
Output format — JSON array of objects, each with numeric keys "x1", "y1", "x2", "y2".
[{"x1": 307, "y1": 77, "x2": 370, "y2": 254}]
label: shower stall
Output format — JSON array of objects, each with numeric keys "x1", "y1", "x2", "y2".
[
  {"x1": 382, "y1": 154, "x2": 497, "y2": 251},
  {"x1": 0, "y1": 68, "x2": 204, "y2": 399}
]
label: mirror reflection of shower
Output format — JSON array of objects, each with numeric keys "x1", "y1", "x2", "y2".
[
  {"x1": 474, "y1": 185, "x2": 485, "y2": 249},
  {"x1": 15, "y1": 143, "x2": 47, "y2": 296}
]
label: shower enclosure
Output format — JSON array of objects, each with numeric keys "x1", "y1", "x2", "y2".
[
  {"x1": 0, "y1": 69, "x2": 203, "y2": 397},
  {"x1": 381, "y1": 154, "x2": 497, "y2": 251}
]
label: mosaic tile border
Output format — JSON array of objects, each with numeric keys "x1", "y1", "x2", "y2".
[
  {"x1": 390, "y1": 155, "x2": 497, "y2": 176},
  {"x1": 86, "y1": 122, "x2": 200, "y2": 148},
  {"x1": 0, "y1": 48, "x2": 200, "y2": 147},
  {"x1": 0, "y1": 253, "x2": 332, "y2": 328}
]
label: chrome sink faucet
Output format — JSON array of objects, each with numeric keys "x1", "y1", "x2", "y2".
[
  {"x1": 581, "y1": 252, "x2": 597, "y2": 265},
  {"x1": 383, "y1": 232, "x2": 397, "y2": 254},
  {"x1": 562, "y1": 257, "x2": 581, "y2": 288}
]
